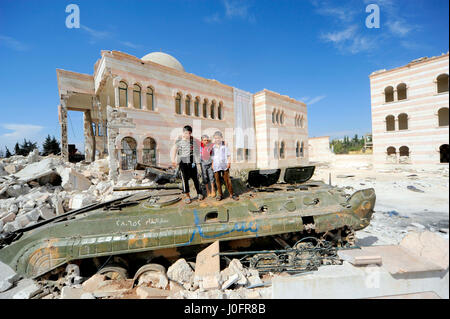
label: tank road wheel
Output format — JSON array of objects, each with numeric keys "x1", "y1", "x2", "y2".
[
  {"x1": 131, "y1": 264, "x2": 167, "y2": 288},
  {"x1": 97, "y1": 265, "x2": 129, "y2": 280}
]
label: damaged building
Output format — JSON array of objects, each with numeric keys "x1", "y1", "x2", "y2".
[
  {"x1": 369, "y1": 52, "x2": 449, "y2": 167},
  {"x1": 56, "y1": 50, "x2": 309, "y2": 180}
]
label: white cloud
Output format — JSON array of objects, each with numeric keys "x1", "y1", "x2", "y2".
[
  {"x1": 386, "y1": 20, "x2": 412, "y2": 37},
  {"x1": 321, "y1": 25, "x2": 357, "y2": 43},
  {"x1": 308, "y1": 95, "x2": 327, "y2": 105},
  {"x1": 80, "y1": 25, "x2": 111, "y2": 40},
  {"x1": 0, "y1": 124, "x2": 44, "y2": 150},
  {"x1": 0, "y1": 35, "x2": 29, "y2": 51},
  {"x1": 204, "y1": 13, "x2": 222, "y2": 24},
  {"x1": 119, "y1": 41, "x2": 141, "y2": 49}
]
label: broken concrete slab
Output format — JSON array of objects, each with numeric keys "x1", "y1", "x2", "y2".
[
  {"x1": 12, "y1": 280, "x2": 41, "y2": 299},
  {"x1": 0, "y1": 261, "x2": 20, "y2": 293},
  {"x1": 136, "y1": 286, "x2": 170, "y2": 299},
  {"x1": 221, "y1": 273, "x2": 239, "y2": 290},
  {"x1": 400, "y1": 231, "x2": 449, "y2": 270},
  {"x1": 60, "y1": 286, "x2": 85, "y2": 299},
  {"x1": 68, "y1": 193, "x2": 97, "y2": 210},
  {"x1": 201, "y1": 275, "x2": 221, "y2": 291},
  {"x1": 13, "y1": 158, "x2": 61, "y2": 183},
  {"x1": 57, "y1": 167, "x2": 92, "y2": 191},
  {"x1": 195, "y1": 241, "x2": 220, "y2": 279},
  {"x1": 338, "y1": 249, "x2": 383, "y2": 266},
  {"x1": 137, "y1": 271, "x2": 168, "y2": 289},
  {"x1": 38, "y1": 204, "x2": 56, "y2": 220},
  {"x1": 81, "y1": 274, "x2": 108, "y2": 292}
]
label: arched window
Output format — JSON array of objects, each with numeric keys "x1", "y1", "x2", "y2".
[
  {"x1": 203, "y1": 99, "x2": 208, "y2": 118},
  {"x1": 194, "y1": 97, "x2": 200, "y2": 117},
  {"x1": 384, "y1": 86, "x2": 394, "y2": 103},
  {"x1": 279, "y1": 141, "x2": 285, "y2": 159},
  {"x1": 185, "y1": 95, "x2": 191, "y2": 116},
  {"x1": 440, "y1": 144, "x2": 449, "y2": 163},
  {"x1": 143, "y1": 137, "x2": 157, "y2": 165},
  {"x1": 133, "y1": 84, "x2": 141, "y2": 109},
  {"x1": 210, "y1": 100, "x2": 216, "y2": 119},
  {"x1": 274, "y1": 141, "x2": 279, "y2": 159},
  {"x1": 218, "y1": 102, "x2": 223, "y2": 120},
  {"x1": 399, "y1": 146, "x2": 409, "y2": 157},
  {"x1": 300, "y1": 141, "x2": 304, "y2": 157},
  {"x1": 121, "y1": 137, "x2": 137, "y2": 170},
  {"x1": 398, "y1": 113, "x2": 408, "y2": 130},
  {"x1": 299, "y1": 116, "x2": 304, "y2": 128},
  {"x1": 437, "y1": 74, "x2": 449, "y2": 93},
  {"x1": 276, "y1": 110, "x2": 280, "y2": 124},
  {"x1": 397, "y1": 83, "x2": 407, "y2": 100},
  {"x1": 387, "y1": 146, "x2": 396, "y2": 155},
  {"x1": 272, "y1": 110, "x2": 276, "y2": 124},
  {"x1": 280, "y1": 112, "x2": 284, "y2": 125},
  {"x1": 438, "y1": 107, "x2": 449, "y2": 126},
  {"x1": 119, "y1": 81, "x2": 128, "y2": 107},
  {"x1": 146, "y1": 87, "x2": 154, "y2": 111},
  {"x1": 296, "y1": 141, "x2": 300, "y2": 157},
  {"x1": 175, "y1": 93, "x2": 182, "y2": 114},
  {"x1": 386, "y1": 115, "x2": 395, "y2": 131}
]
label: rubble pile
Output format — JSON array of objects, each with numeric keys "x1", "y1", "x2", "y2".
[{"x1": 0, "y1": 151, "x2": 149, "y2": 235}]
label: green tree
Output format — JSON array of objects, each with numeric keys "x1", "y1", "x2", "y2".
[
  {"x1": 42, "y1": 135, "x2": 61, "y2": 156},
  {"x1": 5, "y1": 147, "x2": 12, "y2": 158}
]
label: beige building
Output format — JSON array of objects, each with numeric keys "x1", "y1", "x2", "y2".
[
  {"x1": 56, "y1": 50, "x2": 308, "y2": 180},
  {"x1": 369, "y1": 53, "x2": 449, "y2": 167}
]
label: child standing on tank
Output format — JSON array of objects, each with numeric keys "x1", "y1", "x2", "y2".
[
  {"x1": 211, "y1": 131, "x2": 239, "y2": 201},
  {"x1": 200, "y1": 134, "x2": 216, "y2": 198}
]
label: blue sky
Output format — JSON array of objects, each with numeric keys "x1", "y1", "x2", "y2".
[{"x1": 0, "y1": 0, "x2": 448, "y2": 153}]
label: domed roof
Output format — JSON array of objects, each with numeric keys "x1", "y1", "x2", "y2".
[{"x1": 141, "y1": 52, "x2": 185, "y2": 72}]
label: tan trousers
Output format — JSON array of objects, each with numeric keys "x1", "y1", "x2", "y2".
[{"x1": 214, "y1": 169, "x2": 234, "y2": 197}]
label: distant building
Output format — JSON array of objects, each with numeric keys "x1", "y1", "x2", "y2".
[
  {"x1": 56, "y1": 50, "x2": 309, "y2": 180},
  {"x1": 369, "y1": 53, "x2": 449, "y2": 166}
]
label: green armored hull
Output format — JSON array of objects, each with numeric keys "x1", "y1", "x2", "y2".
[{"x1": 0, "y1": 167, "x2": 375, "y2": 279}]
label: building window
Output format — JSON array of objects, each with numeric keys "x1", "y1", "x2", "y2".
[
  {"x1": 440, "y1": 144, "x2": 449, "y2": 163},
  {"x1": 397, "y1": 83, "x2": 407, "y2": 101},
  {"x1": 300, "y1": 141, "x2": 304, "y2": 157},
  {"x1": 280, "y1": 141, "x2": 285, "y2": 159},
  {"x1": 274, "y1": 141, "x2": 279, "y2": 159},
  {"x1": 438, "y1": 107, "x2": 449, "y2": 126},
  {"x1": 280, "y1": 112, "x2": 284, "y2": 125},
  {"x1": 299, "y1": 116, "x2": 304, "y2": 128},
  {"x1": 384, "y1": 86, "x2": 394, "y2": 103},
  {"x1": 437, "y1": 74, "x2": 449, "y2": 93},
  {"x1": 185, "y1": 95, "x2": 191, "y2": 116},
  {"x1": 203, "y1": 99, "x2": 208, "y2": 118},
  {"x1": 398, "y1": 113, "x2": 408, "y2": 130},
  {"x1": 276, "y1": 111, "x2": 280, "y2": 125},
  {"x1": 210, "y1": 100, "x2": 216, "y2": 119},
  {"x1": 194, "y1": 97, "x2": 200, "y2": 117},
  {"x1": 91, "y1": 122, "x2": 96, "y2": 136},
  {"x1": 272, "y1": 110, "x2": 276, "y2": 124},
  {"x1": 146, "y1": 87, "x2": 154, "y2": 111},
  {"x1": 296, "y1": 141, "x2": 300, "y2": 157},
  {"x1": 386, "y1": 115, "x2": 395, "y2": 131},
  {"x1": 399, "y1": 146, "x2": 409, "y2": 157},
  {"x1": 175, "y1": 92, "x2": 182, "y2": 114},
  {"x1": 143, "y1": 137, "x2": 157, "y2": 166},
  {"x1": 133, "y1": 84, "x2": 141, "y2": 109},
  {"x1": 121, "y1": 137, "x2": 137, "y2": 170},
  {"x1": 119, "y1": 81, "x2": 128, "y2": 107},
  {"x1": 387, "y1": 146, "x2": 396, "y2": 156},
  {"x1": 218, "y1": 102, "x2": 223, "y2": 120}
]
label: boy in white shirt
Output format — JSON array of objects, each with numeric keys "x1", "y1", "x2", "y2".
[{"x1": 211, "y1": 131, "x2": 239, "y2": 201}]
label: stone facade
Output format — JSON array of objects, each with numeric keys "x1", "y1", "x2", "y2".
[
  {"x1": 308, "y1": 136, "x2": 335, "y2": 163},
  {"x1": 369, "y1": 53, "x2": 449, "y2": 167},
  {"x1": 56, "y1": 50, "x2": 309, "y2": 177}
]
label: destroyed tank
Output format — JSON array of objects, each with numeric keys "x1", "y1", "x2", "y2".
[{"x1": 0, "y1": 166, "x2": 375, "y2": 282}]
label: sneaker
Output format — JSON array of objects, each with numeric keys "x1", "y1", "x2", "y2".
[
  {"x1": 198, "y1": 194, "x2": 204, "y2": 201},
  {"x1": 184, "y1": 198, "x2": 192, "y2": 204},
  {"x1": 216, "y1": 195, "x2": 223, "y2": 201},
  {"x1": 232, "y1": 194, "x2": 239, "y2": 201}
]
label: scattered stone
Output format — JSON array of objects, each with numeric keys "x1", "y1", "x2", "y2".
[
  {"x1": 81, "y1": 274, "x2": 107, "y2": 292},
  {"x1": 167, "y1": 258, "x2": 194, "y2": 286},
  {"x1": 0, "y1": 261, "x2": 20, "y2": 293},
  {"x1": 221, "y1": 273, "x2": 239, "y2": 290},
  {"x1": 336, "y1": 175, "x2": 355, "y2": 178},
  {"x1": 137, "y1": 271, "x2": 168, "y2": 289},
  {"x1": 38, "y1": 204, "x2": 56, "y2": 220},
  {"x1": 439, "y1": 228, "x2": 449, "y2": 234},
  {"x1": 411, "y1": 222, "x2": 426, "y2": 230},
  {"x1": 68, "y1": 193, "x2": 97, "y2": 210},
  {"x1": 60, "y1": 286, "x2": 85, "y2": 299},
  {"x1": 201, "y1": 275, "x2": 221, "y2": 291},
  {"x1": 12, "y1": 280, "x2": 41, "y2": 299},
  {"x1": 80, "y1": 292, "x2": 96, "y2": 299},
  {"x1": 57, "y1": 167, "x2": 92, "y2": 191},
  {"x1": 136, "y1": 286, "x2": 170, "y2": 299},
  {"x1": 1, "y1": 212, "x2": 16, "y2": 224}
]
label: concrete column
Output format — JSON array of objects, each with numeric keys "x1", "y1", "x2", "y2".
[
  {"x1": 127, "y1": 85, "x2": 134, "y2": 108},
  {"x1": 394, "y1": 89, "x2": 398, "y2": 101},
  {"x1": 59, "y1": 101, "x2": 69, "y2": 162},
  {"x1": 83, "y1": 110, "x2": 95, "y2": 163},
  {"x1": 112, "y1": 77, "x2": 120, "y2": 108},
  {"x1": 141, "y1": 87, "x2": 147, "y2": 110}
]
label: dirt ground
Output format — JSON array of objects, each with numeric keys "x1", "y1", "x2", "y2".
[{"x1": 311, "y1": 159, "x2": 449, "y2": 246}]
